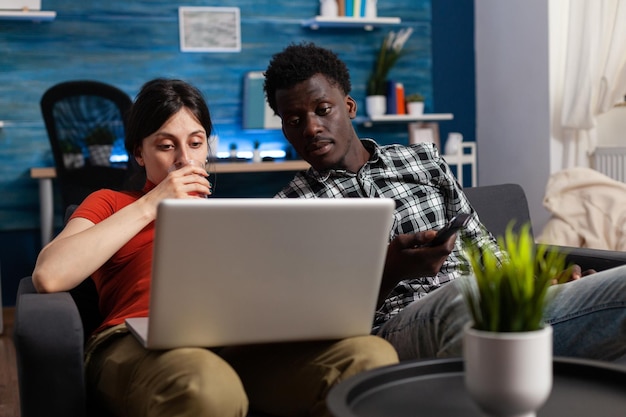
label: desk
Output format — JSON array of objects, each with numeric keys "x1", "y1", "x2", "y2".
[
  {"x1": 327, "y1": 357, "x2": 626, "y2": 417},
  {"x1": 30, "y1": 160, "x2": 310, "y2": 246}
]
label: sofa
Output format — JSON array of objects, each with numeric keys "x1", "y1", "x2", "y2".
[{"x1": 14, "y1": 183, "x2": 626, "y2": 417}]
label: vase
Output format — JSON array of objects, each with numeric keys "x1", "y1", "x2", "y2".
[
  {"x1": 444, "y1": 132, "x2": 463, "y2": 155},
  {"x1": 463, "y1": 324, "x2": 553, "y2": 417},
  {"x1": 63, "y1": 153, "x2": 85, "y2": 169},
  {"x1": 407, "y1": 101, "x2": 424, "y2": 116},
  {"x1": 88, "y1": 145, "x2": 113, "y2": 167},
  {"x1": 366, "y1": 95, "x2": 386, "y2": 118},
  {"x1": 319, "y1": 0, "x2": 338, "y2": 17},
  {"x1": 365, "y1": 0, "x2": 377, "y2": 18}
]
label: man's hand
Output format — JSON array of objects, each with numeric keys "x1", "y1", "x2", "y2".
[
  {"x1": 378, "y1": 231, "x2": 456, "y2": 305},
  {"x1": 552, "y1": 264, "x2": 597, "y2": 285}
]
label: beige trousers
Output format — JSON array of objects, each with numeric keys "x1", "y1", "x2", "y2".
[{"x1": 85, "y1": 325, "x2": 398, "y2": 417}]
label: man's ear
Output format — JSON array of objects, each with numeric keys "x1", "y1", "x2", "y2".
[{"x1": 346, "y1": 95, "x2": 357, "y2": 119}]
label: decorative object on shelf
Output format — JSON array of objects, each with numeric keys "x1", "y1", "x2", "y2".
[
  {"x1": 243, "y1": 72, "x2": 281, "y2": 130},
  {"x1": 320, "y1": 0, "x2": 338, "y2": 17},
  {"x1": 252, "y1": 141, "x2": 262, "y2": 163},
  {"x1": 366, "y1": 27, "x2": 413, "y2": 97},
  {"x1": 365, "y1": 95, "x2": 386, "y2": 117},
  {"x1": 60, "y1": 140, "x2": 85, "y2": 169},
  {"x1": 365, "y1": 28, "x2": 413, "y2": 118},
  {"x1": 229, "y1": 143, "x2": 238, "y2": 159},
  {"x1": 406, "y1": 93, "x2": 424, "y2": 116},
  {"x1": 408, "y1": 121, "x2": 439, "y2": 148},
  {"x1": 0, "y1": 0, "x2": 56, "y2": 21},
  {"x1": 459, "y1": 224, "x2": 568, "y2": 417},
  {"x1": 365, "y1": 0, "x2": 377, "y2": 18},
  {"x1": 385, "y1": 80, "x2": 405, "y2": 115},
  {"x1": 84, "y1": 126, "x2": 115, "y2": 166},
  {"x1": 444, "y1": 132, "x2": 463, "y2": 155}
]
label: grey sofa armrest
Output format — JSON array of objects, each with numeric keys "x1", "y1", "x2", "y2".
[
  {"x1": 14, "y1": 276, "x2": 87, "y2": 417},
  {"x1": 546, "y1": 245, "x2": 626, "y2": 272}
]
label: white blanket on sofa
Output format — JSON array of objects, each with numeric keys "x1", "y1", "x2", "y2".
[{"x1": 537, "y1": 167, "x2": 626, "y2": 250}]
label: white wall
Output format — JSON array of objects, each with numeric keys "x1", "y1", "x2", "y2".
[{"x1": 475, "y1": 0, "x2": 553, "y2": 231}]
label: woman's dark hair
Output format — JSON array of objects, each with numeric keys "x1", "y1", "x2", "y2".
[
  {"x1": 263, "y1": 42, "x2": 352, "y2": 113},
  {"x1": 125, "y1": 78, "x2": 213, "y2": 158}
]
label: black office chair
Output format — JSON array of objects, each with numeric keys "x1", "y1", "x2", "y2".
[{"x1": 40, "y1": 80, "x2": 138, "y2": 209}]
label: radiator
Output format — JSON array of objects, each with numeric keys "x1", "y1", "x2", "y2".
[{"x1": 593, "y1": 147, "x2": 626, "y2": 182}]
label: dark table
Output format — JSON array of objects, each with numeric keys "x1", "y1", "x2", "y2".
[{"x1": 327, "y1": 357, "x2": 626, "y2": 417}]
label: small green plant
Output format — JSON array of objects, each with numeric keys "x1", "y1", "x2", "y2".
[
  {"x1": 84, "y1": 126, "x2": 115, "y2": 146},
  {"x1": 459, "y1": 223, "x2": 568, "y2": 333},
  {"x1": 60, "y1": 140, "x2": 81, "y2": 154},
  {"x1": 405, "y1": 93, "x2": 424, "y2": 102}
]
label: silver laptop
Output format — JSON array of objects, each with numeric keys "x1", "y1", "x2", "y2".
[{"x1": 125, "y1": 197, "x2": 394, "y2": 349}]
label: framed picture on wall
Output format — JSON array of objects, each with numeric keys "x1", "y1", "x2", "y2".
[
  {"x1": 179, "y1": 7, "x2": 241, "y2": 53},
  {"x1": 408, "y1": 122, "x2": 440, "y2": 150}
]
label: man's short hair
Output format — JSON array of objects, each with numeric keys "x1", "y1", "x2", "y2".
[{"x1": 264, "y1": 42, "x2": 352, "y2": 113}]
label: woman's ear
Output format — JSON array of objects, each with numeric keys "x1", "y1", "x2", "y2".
[{"x1": 134, "y1": 147, "x2": 145, "y2": 167}]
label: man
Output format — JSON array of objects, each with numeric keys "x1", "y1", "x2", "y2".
[{"x1": 264, "y1": 42, "x2": 626, "y2": 361}]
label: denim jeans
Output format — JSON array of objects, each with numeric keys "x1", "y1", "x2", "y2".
[{"x1": 375, "y1": 265, "x2": 626, "y2": 362}]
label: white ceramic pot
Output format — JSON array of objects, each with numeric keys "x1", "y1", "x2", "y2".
[
  {"x1": 319, "y1": 0, "x2": 338, "y2": 17},
  {"x1": 365, "y1": 0, "x2": 377, "y2": 17},
  {"x1": 366, "y1": 95, "x2": 386, "y2": 118},
  {"x1": 464, "y1": 324, "x2": 553, "y2": 417},
  {"x1": 407, "y1": 101, "x2": 424, "y2": 116},
  {"x1": 88, "y1": 145, "x2": 113, "y2": 167},
  {"x1": 63, "y1": 153, "x2": 85, "y2": 169}
]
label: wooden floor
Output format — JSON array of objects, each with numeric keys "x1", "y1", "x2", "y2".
[{"x1": 0, "y1": 308, "x2": 20, "y2": 417}]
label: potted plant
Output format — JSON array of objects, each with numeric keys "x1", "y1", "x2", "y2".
[
  {"x1": 405, "y1": 93, "x2": 424, "y2": 116},
  {"x1": 458, "y1": 223, "x2": 568, "y2": 417},
  {"x1": 365, "y1": 28, "x2": 413, "y2": 118},
  {"x1": 229, "y1": 143, "x2": 238, "y2": 159},
  {"x1": 252, "y1": 140, "x2": 262, "y2": 163},
  {"x1": 84, "y1": 126, "x2": 115, "y2": 167},
  {"x1": 59, "y1": 140, "x2": 84, "y2": 169}
]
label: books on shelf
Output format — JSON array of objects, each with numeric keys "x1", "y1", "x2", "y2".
[
  {"x1": 396, "y1": 82, "x2": 406, "y2": 115},
  {"x1": 385, "y1": 80, "x2": 406, "y2": 115},
  {"x1": 335, "y1": 0, "x2": 373, "y2": 17}
]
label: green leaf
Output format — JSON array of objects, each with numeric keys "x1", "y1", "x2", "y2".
[{"x1": 458, "y1": 222, "x2": 567, "y2": 332}]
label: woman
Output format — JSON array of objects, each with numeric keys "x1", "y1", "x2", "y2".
[{"x1": 32, "y1": 78, "x2": 398, "y2": 417}]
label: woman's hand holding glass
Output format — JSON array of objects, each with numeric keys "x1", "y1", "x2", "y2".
[{"x1": 167, "y1": 159, "x2": 212, "y2": 198}]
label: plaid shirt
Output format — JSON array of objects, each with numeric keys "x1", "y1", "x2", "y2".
[{"x1": 275, "y1": 139, "x2": 504, "y2": 329}]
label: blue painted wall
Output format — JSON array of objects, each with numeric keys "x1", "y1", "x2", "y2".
[{"x1": 0, "y1": 0, "x2": 475, "y2": 305}]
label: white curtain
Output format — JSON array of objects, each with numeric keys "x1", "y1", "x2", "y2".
[{"x1": 558, "y1": 0, "x2": 626, "y2": 168}]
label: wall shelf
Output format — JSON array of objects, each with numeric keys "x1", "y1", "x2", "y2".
[
  {"x1": 0, "y1": 10, "x2": 56, "y2": 21},
  {"x1": 356, "y1": 113, "x2": 454, "y2": 127},
  {"x1": 302, "y1": 16, "x2": 401, "y2": 31}
]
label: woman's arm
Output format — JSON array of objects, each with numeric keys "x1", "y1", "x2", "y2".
[
  {"x1": 32, "y1": 196, "x2": 156, "y2": 293},
  {"x1": 32, "y1": 166, "x2": 207, "y2": 293}
]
